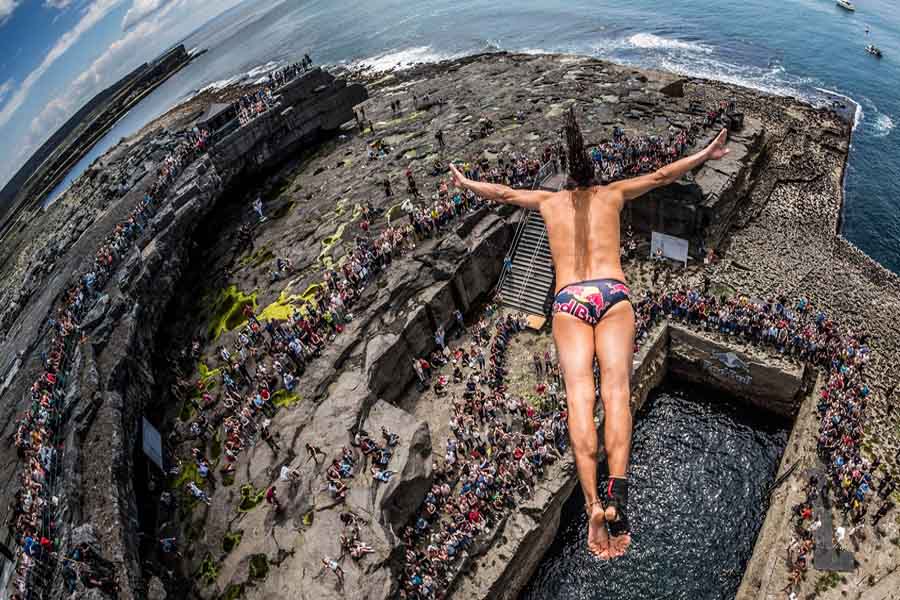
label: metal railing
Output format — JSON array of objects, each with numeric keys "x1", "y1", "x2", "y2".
[
  {"x1": 513, "y1": 166, "x2": 566, "y2": 310},
  {"x1": 496, "y1": 158, "x2": 558, "y2": 292},
  {"x1": 515, "y1": 213, "x2": 549, "y2": 309}
]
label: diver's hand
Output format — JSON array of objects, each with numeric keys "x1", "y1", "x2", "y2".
[
  {"x1": 449, "y1": 163, "x2": 468, "y2": 188},
  {"x1": 705, "y1": 129, "x2": 730, "y2": 161}
]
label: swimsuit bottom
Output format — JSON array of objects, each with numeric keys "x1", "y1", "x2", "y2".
[{"x1": 552, "y1": 278, "x2": 631, "y2": 326}]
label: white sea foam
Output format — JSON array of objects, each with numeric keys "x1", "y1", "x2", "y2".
[
  {"x1": 245, "y1": 61, "x2": 280, "y2": 79},
  {"x1": 653, "y1": 53, "x2": 811, "y2": 99},
  {"x1": 519, "y1": 48, "x2": 554, "y2": 55},
  {"x1": 587, "y1": 32, "x2": 812, "y2": 100},
  {"x1": 871, "y1": 112, "x2": 894, "y2": 137},
  {"x1": 194, "y1": 60, "x2": 286, "y2": 96},
  {"x1": 589, "y1": 32, "x2": 712, "y2": 55},
  {"x1": 626, "y1": 33, "x2": 712, "y2": 54},
  {"x1": 353, "y1": 46, "x2": 459, "y2": 72},
  {"x1": 199, "y1": 76, "x2": 239, "y2": 93}
]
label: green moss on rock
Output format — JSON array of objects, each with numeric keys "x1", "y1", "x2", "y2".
[
  {"x1": 249, "y1": 554, "x2": 269, "y2": 580},
  {"x1": 238, "y1": 484, "x2": 266, "y2": 512},
  {"x1": 271, "y1": 389, "x2": 301, "y2": 408},
  {"x1": 221, "y1": 584, "x2": 244, "y2": 600},
  {"x1": 206, "y1": 285, "x2": 258, "y2": 340},
  {"x1": 199, "y1": 554, "x2": 219, "y2": 586},
  {"x1": 171, "y1": 461, "x2": 201, "y2": 490},
  {"x1": 223, "y1": 530, "x2": 243, "y2": 554}
]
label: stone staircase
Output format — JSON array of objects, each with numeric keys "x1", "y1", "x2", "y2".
[{"x1": 498, "y1": 171, "x2": 565, "y2": 317}]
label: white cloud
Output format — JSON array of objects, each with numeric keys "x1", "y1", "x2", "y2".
[
  {"x1": 16, "y1": 0, "x2": 244, "y2": 181},
  {"x1": 0, "y1": 79, "x2": 12, "y2": 104},
  {"x1": 121, "y1": 0, "x2": 169, "y2": 30},
  {"x1": 28, "y1": 0, "x2": 193, "y2": 144},
  {"x1": 0, "y1": 0, "x2": 20, "y2": 24},
  {"x1": 44, "y1": 0, "x2": 74, "y2": 9},
  {"x1": 0, "y1": 0, "x2": 124, "y2": 128}
]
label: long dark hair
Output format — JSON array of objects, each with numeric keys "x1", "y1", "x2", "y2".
[
  {"x1": 564, "y1": 106, "x2": 595, "y2": 190},
  {"x1": 563, "y1": 106, "x2": 594, "y2": 276}
]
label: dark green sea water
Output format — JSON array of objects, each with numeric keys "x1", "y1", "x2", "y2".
[{"x1": 521, "y1": 383, "x2": 789, "y2": 600}]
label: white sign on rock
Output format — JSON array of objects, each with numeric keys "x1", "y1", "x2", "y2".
[
  {"x1": 650, "y1": 231, "x2": 689, "y2": 267},
  {"x1": 142, "y1": 417, "x2": 164, "y2": 471}
]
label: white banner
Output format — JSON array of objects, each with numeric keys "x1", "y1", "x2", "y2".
[
  {"x1": 650, "y1": 231, "x2": 689, "y2": 267},
  {"x1": 142, "y1": 417, "x2": 164, "y2": 471}
]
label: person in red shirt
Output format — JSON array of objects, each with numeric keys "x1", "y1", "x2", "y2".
[{"x1": 265, "y1": 486, "x2": 282, "y2": 511}]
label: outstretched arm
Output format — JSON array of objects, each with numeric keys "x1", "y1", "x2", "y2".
[
  {"x1": 609, "y1": 128, "x2": 731, "y2": 202},
  {"x1": 449, "y1": 164, "x2": 552, "y2": 210}
]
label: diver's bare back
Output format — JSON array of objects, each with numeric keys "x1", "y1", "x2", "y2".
[{"x1": 540, "y1": 186, "x2": 626, "y2": 292}]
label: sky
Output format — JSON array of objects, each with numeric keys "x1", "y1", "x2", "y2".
[{"x1": 0, "y1": 0, "x2": 246, "y2": 190}]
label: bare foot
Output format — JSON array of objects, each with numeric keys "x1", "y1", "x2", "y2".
[
  {"x1": 587, "y1": 504, "x2": 611, "y2": 559},
  {"x1": 604, "y1": 506, "x2": 632, "y2": 558}
]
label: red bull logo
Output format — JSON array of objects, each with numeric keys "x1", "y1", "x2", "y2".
[{"x1": 606, "y1": 282, "x2": 631, "y2": 297}]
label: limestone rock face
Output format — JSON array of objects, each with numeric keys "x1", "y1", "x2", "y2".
[
  {"x1": 147, "y1": 577, "x2": 167, "y2": 600},
  {"x1": 453, "y1": 462, "x2": 577, "y2": 600},
  {"x1": 81, "y1": 294, "x2": 110, "y2": 331},
  {"x1": 364, "y1": 399, "x2": 433, "y2": 532},
  {"x1": 667, "y1": 324, "x2": 808, "y2": 417}
]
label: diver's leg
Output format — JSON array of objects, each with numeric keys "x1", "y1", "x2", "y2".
[
  {"x1": 594, "y1": 300, "x2": 636, "y2": 557},
  {"x1": 553, "y1": 313, "x2": 609, "y2": 559}
]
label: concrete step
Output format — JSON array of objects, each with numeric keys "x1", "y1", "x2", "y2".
[
  {"x1": 512, "y1": 248, "x2": 552, "y2": 263},
  {"x1": 504, "y1": 273, "x2": 553, "y2": 293},
  {"x1": 499, "y1": 207, "x2": 556, "y2": 316},
  {"x1": 502, "y1": 280, "x2": 551, "y2": 300}
]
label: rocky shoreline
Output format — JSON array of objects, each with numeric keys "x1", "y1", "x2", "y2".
[{"x1": 1, "y1": 52, "x2": 899, "y2": 600}]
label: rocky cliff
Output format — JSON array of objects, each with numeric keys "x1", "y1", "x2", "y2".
[
  {"x1": 667, "y1": 324, "x2": 809, "y2": 417},
  {"x1": 4, "y1": 50, "x2": 898, "y2": 600},
  {"x1": 0, "y1": 68, "x2": 365, "y2": 600}
]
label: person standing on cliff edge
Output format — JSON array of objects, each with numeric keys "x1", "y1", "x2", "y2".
[{"x1": 449, "y1": 108, "x2": 730, "y2": 559}]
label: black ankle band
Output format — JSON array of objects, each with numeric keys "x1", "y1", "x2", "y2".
[{"x1": 605, "y1": 477, "x2": 630, "y2": 537}]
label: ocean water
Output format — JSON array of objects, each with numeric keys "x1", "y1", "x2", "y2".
[
  {"x1": 49, "y1": 0, "x2": 900, "y2": 273},
  {"x1": 521, "y1": 384, "x2": 789, "y2": 600}
]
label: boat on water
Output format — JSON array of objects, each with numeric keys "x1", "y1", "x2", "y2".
[
  {"x1": 866, "y1": 44, "x2": 883, "y2": 57},
  {"x1": 837, "y1": 0, "x2": 856, "y2": 11}
]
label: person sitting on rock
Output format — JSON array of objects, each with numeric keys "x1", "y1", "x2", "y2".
[
  {"x1": 381, "y1": 427, "x2": 399, "y2": 447},
  {"x1": 372, "y1": 467, "x2": 394, "y2": 484}
]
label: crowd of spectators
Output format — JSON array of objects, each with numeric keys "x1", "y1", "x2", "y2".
[
  {"x1": 455, "y1": 151, "x2": 544, "y2": 189},
  {"x1": 236, "y1": 87, "x2": 278, "y2": 127},
  {"x1": 630, "y1": 286, "x2": 885, "y2": 595},
  {"x1": 786, "y1": 476, "x2": 819, "y2": 592},
  {"x1": 267, "y1": 54, "x2": 313, "y2": 88},
  {"x1": 6, "y1": 130, "x2": 209, "y2": 600},
  {"x1": 167, "y1": 149, "x2": 555, "y2": 546},
  {"x1": 233, "y1": 56, "x2": 314, "y2": 128},
  {"x1": 588, "y1": 100, "x2": 733, "y2": 183},
  {"x1": 398, "y1": 308, "x2": 568, "y2": 599}
]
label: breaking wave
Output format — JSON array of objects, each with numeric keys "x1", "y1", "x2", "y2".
[
  {"x1": 195, "y1": 60, "x2": 283, "y2": 95},
  {"x1": 655, "y1": 54, "x2": 813, "y2": 99},
  {"x1": 626, "y1": 32, "x2": 713, "y2": 54},
  {"x1": 871, "y1": 112, "x2": 895, "y2": 138},
  {"x1": 351, "y1": 45, "x2": 461, "y2": 72}
]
